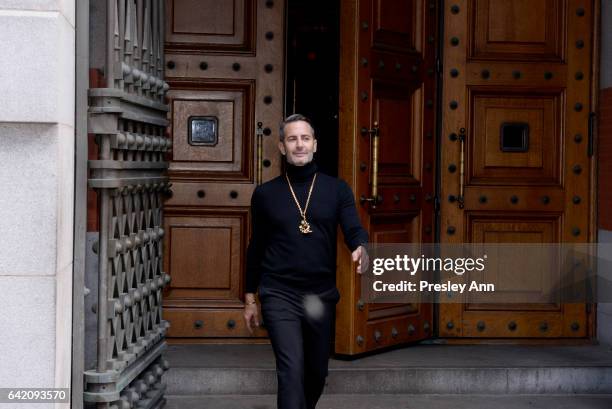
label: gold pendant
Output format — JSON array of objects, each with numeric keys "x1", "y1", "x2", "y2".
[{"x1": 299, "y1": 219, "x2": 312, "y2": 234}]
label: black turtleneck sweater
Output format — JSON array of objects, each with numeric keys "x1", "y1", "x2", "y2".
[{"x1": 245, "y1": 161, "x2": 368, "y2": 294}]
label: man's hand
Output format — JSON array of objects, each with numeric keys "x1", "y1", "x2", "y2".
[
  {"x1": 352, "y1": 245, "x2": 369, "y2": 274},
  {"x1": 243, "y1": 293, "x2": 260, "y2": 334}
]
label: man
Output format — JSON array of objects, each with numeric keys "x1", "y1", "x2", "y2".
[{"x1": 243, "y1": 114, "x2": 368, "y2": 409}]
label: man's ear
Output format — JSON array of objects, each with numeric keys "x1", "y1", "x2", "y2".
[
  {"x1": 313, "y1": 139, "x2": 317, "y2": 153},
  {"x1": 278, "y1": 141, "x2": 286, "y2": 155}
]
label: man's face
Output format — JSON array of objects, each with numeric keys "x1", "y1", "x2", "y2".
[{"x1": 278, "y1": 120, "x2": 317, "y2": 166}]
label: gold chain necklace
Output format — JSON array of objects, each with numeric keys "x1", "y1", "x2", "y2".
[{"x1": 285, "y1": 172, "x2": 317, "y2": 234}]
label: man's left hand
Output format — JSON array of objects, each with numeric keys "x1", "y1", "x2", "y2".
[{"x1": 352, "y1": 245, "x2": 369, "y2": 274}]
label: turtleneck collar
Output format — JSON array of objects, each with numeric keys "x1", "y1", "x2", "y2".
[{"x1": 285, "y1": 160, "x2": 317, "y2": 183}]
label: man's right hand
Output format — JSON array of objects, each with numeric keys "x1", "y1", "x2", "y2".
[{"x1": 243, "y1": 295, "x2": 260, "y2": 334}]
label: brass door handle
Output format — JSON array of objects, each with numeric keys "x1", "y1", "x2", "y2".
[{"x1": 361, "y1": 121, "x2": 380, "y2": 208}]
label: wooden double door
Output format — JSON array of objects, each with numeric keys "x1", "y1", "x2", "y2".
[{"x1": 162, "y1": 0, "x2": 596, "y2": 351}]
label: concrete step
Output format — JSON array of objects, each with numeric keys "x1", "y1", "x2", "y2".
[
  {"x1": 164, "y1": 394, "x2": 612, "y2": 409},
  {"x1": 163, "y1": 344, "x2": 612, "y2": 395}
]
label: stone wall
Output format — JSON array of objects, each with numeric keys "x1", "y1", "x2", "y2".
[{"x1": 0, "y1": 1, "x2": 75, "y2": 407}]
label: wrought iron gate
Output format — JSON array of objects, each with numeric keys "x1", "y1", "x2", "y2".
[{"x1": 85, "y1": 1, "x2": 171, "y2": 408}]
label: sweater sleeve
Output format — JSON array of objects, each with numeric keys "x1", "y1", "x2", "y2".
[
  {"x1": 338, "y1": 180, "x2": 369, "y2": 252},
  {"x1": 245, "y1": 187, "x2": 265, "y2": 293}
]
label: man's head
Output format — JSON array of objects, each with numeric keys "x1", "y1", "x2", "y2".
[{"x1": 278, "y1": 114, "x2": 317, "y2": 166}]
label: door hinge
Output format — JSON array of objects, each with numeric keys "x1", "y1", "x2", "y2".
[{"x1": 434, "y1": 195, "x2": 441, "y2": 213}]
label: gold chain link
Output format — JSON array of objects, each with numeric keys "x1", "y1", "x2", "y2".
[{"x1": 285, "y1": 172, "x2": 317, "y2": 220}]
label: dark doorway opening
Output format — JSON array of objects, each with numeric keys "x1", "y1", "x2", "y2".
[{"x1": 285, "y1": 0, "x2": 340, "y2": 177}]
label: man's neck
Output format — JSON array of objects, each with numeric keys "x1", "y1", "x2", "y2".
[{"x1": 286, "y1": 160, "x2": 317, "y2": 182}]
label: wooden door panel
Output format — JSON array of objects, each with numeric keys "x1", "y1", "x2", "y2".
[
  {"x1": 171, "y1": 227, "x2": 232, "y2": 288},
  {"x1": 164, "y1": 0, "x2": 284, "y2": 341},
  {"x1": 465, "y1": 63, "x2": 568, "y2": 86},
  {"x1": 167, "y1": 81, "x2": 255, "y2": 178},
  {"x1": 468, "y1": 216, "x2": 561, "y2": 243},
  {"x1": 372, "y1": 0, "x2": 418, "y2": 51},
  {"x1": 440, "y1": 0, "x2": 594, "y2": 339},
  {"x1": 465, "y1": 215, "x2": 561, "y2": 306},
  {"x1": 166, "y1": 0, "x2": 256, "y2": 53},
  {"x1": 163, "y1": 181, "x2": 252, "y2": 207},
  {"x1": 336, "y1": 0, "x2": 437, "y2": 355},
  {"x1": 460, "y1": 305, "x2": 587, "y2": 338},
  {"x1": 371, "y1": 188, "x2": 423, "y2": 213},
  {"x1": 375, "y1": 94, "x2": 415, "y2": 176},
  {"x1": 371, "y1": 213, "x2": 421, "y2": 244},
  {"x1": 164, "y1": 309, "x2": 259, "y2": 338},
  {"x1": 460, "y1": 311, "x2": 565, "y2": 337},
  {"x1": 471, "y1": 0, "x2": 565, "y2": 60},
  {"x1": 449, "y1": 305, "x2": 588, "y2": 338},
  {"x1": 469, "y1": 90, "x2": 563, "y2": 184},
  {"x1": 365, "y1": 0, "x2": 436, "y2": 351},
  {"x1": 163, "y1": 214, "x2": 245, "y2": 303},
  {"x1": 369, "y1": 303, "x2": 419, "y2": 316},
  {"x1": 463, "y1": 187, "x2": 565, "y2": 211},
  {"x1": 364, "y1": 306, "x2": 430, "y2": 349}
]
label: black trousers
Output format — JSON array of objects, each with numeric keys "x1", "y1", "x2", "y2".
[{"x1": 259, "y1": 285, "x2": 340, "y2": 409}]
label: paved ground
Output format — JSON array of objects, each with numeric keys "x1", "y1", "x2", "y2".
[{"x1": 165, "y1": 394, "x2": 612, "y2": 409}]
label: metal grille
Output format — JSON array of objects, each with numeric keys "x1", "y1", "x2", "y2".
[{"x1": 85, "y1": 1, "x2": 171, "y2": 408}]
